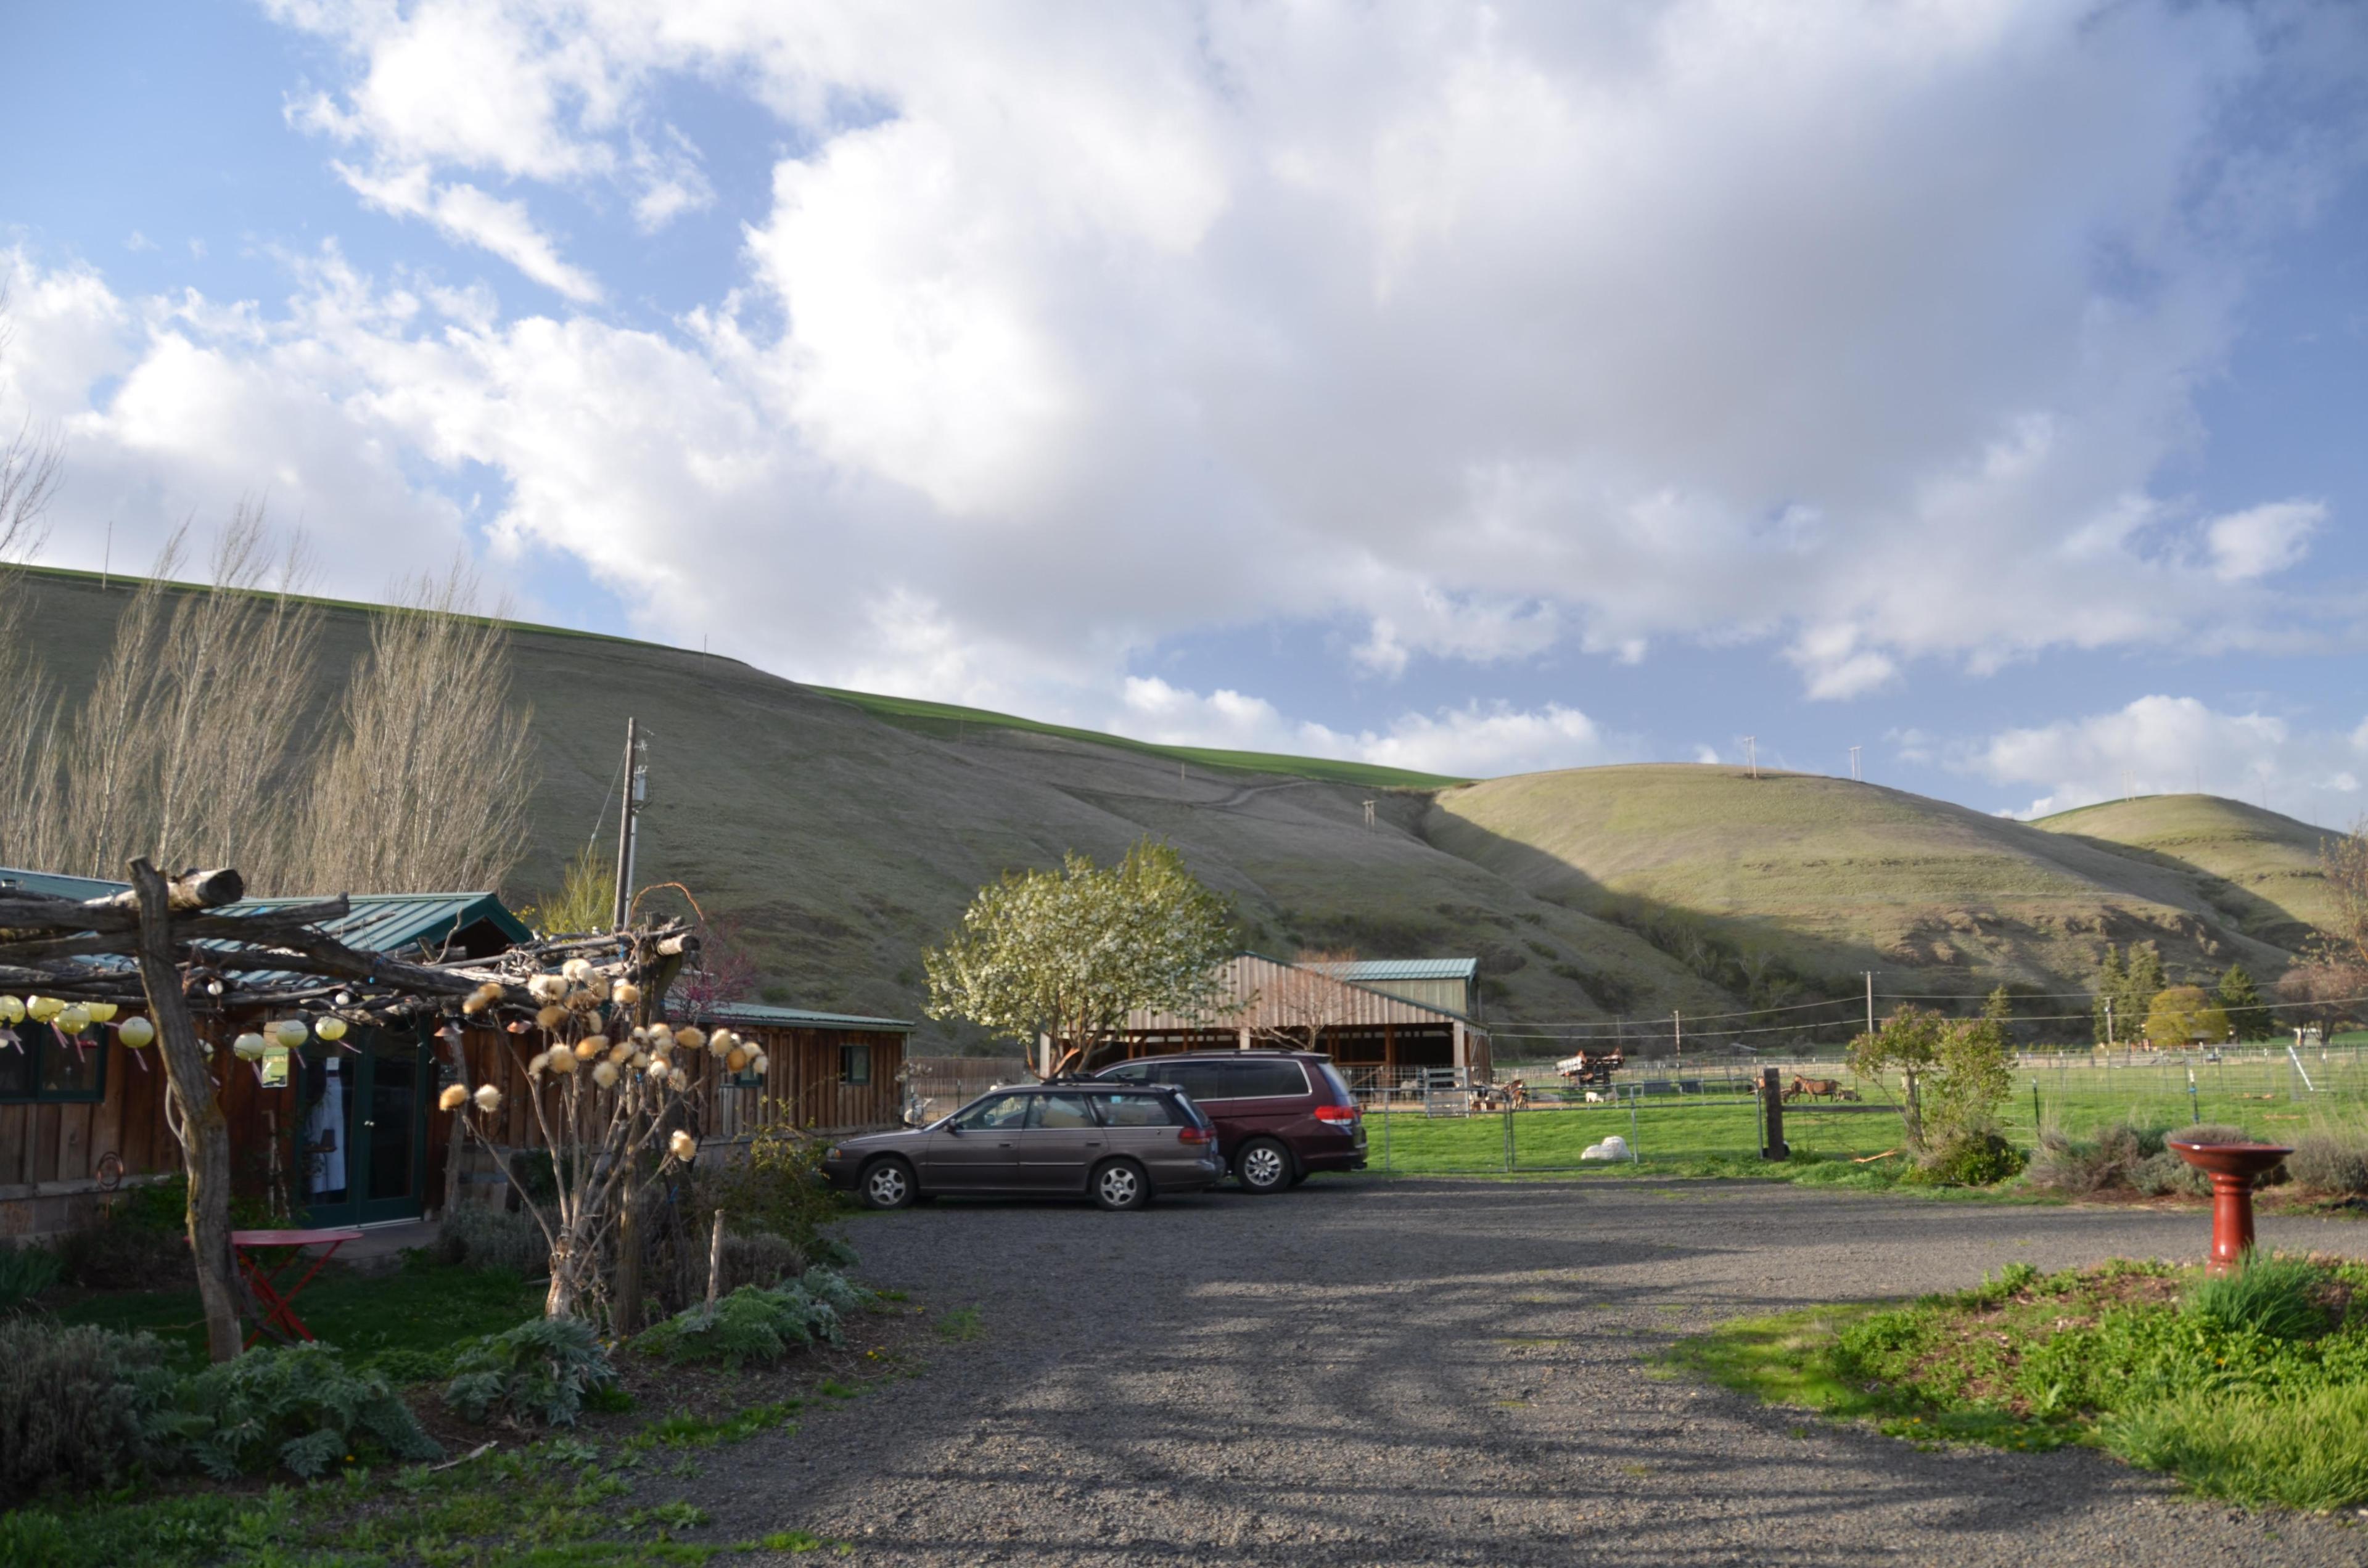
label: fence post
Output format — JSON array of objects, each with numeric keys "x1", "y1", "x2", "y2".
[
  {"x1": 1504, "y1": 1106, "x2": 1515, "y2": 1172},
  {"x1": 1761, "y1": 1067, "x2": 1786, "y2": 1160}
]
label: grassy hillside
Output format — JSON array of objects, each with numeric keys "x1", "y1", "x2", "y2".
[
  {"x1": 4, "y1": 570, "x2": 1714, "y2": 1044},
  {"x1": 1424, "y1": 765, "x2": 2307, "y2": 1002},
  {"x1": 2031, "y1": 794, "x2": 2336, "y2": 951},
  {"x1": 9, "y1": 567, "x2": 2330, "y2": 1048}
]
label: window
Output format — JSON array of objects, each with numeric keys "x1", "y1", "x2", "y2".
[
  {"x1": 1093, "y1": 1092, "x2": 1178, "y2": 1128},
  {"x1": 952, "y1": 1092, "x2": 1030, "y2": 1131},
  {"x1": 1157, "y1": 1057, "x2": 1307, "y2": 1102},
  {"x1": 840, "y1": 1041, "x2": 871, "y2": 1085},
  {"x1": 1029, "y1": 1093, "x2": 1096, "y2": 1129},
  {"x1": 0, "y1": 1022, "x2": 108, "y2": 1104},
  {"x1": 1100, "y1": 1061, "x2": 1152, "y2": 1082}
]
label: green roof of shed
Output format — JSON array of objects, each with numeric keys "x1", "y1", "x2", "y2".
[
  {"x1": 222, "y1": 892, "x2": 533, "y2": 959},
  {"x1": 668, "y1": 999, "x2": 913, "y2": 1035},
  {"x1": 0, "y1": 867, "x2": 137, "y2": 901}
]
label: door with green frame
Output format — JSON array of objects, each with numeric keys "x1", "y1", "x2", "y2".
[{"x1": 295, "y1": 1026, "x2": 428, "y2": 1225}]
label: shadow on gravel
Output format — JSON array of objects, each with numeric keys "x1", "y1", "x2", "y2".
[{"x1": 747, "y1": 1178, "x2": 2354, "y2": 1564}]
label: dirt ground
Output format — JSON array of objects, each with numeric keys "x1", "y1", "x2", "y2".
[{"x1": 664, "y1": 1178, "x2": 2368, "y2": 1566}]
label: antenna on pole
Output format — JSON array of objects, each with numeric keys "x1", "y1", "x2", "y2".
[
  {"x1": 1745, "y1": 737, "x2": 1758, "y2": 780},
  {"x1": 610, "y1": 717, "x2": 647, "y2": 932},
  {"x1": 1848, "y1": 744, "x2": 1861, "y2": 782}
]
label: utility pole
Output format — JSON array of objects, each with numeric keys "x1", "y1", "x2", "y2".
[
  {"x1": 610, "y1": 718, "x2": 647, "y2": 932},
  {"x1": 1848, "y1": 745, "x2": 1861, "y2": 782},
  {"x1": 1745, "y1": 737, "x2": 1758, "y2": 779},
  {"x1": 2105, "y1": 997, "x2": 2114, "y2": 1051},
  {"x1": 1363, "y1": 800, "x2": 1376, "y2": 829},
  {"x1": 1672, "y1": 1009, "x2": 1682, "y2": 1073}
]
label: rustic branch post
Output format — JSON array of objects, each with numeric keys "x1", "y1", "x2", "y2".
[
  {"x1": 437, "y1": 1022, "x2": 469, "y2": 1215},
  {"x1": 706, "y1": 1209, "x2": 726, "y2": 1310},
  {"x1": 128, "y1": 857, "x2": 245, "y2": 1363}
]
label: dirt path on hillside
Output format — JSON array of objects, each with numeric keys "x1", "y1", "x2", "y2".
[{"x1": 689, "y1": 1180, "x2": 2368, "y2": 1566}]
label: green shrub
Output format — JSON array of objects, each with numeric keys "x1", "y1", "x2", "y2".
[
  {"x1": 1911, "y1": 1131, "x2": 2024, "y2": 1187},
  {"x1": 2131, "y1": 1150, "x2": 2210, "y2": 1197},
  {"x1": 433, "y1": 1204, "x2": 550, "y2": 1277},
  {"x1": 636, "y1": 1268, "x2": 870, "y2": 1368},
  {"x1": 2172, "y1": 1123, "x2": 2254, "y2": 1146},
  {"x1": 691, "y1": 1127, "x2": 849, "y2": 1254},
  {"x1": 2288, "y1": 1139, "x2": 2368, "y2": 1197},
  {"x1": 0, "y1": 1243, "x2": 62, "y2": 1315},
  {"x1": 0, "y1": 1320, "x2": 176, "y2": 1501},
  {"x1": 445, "y1": 1315, "x2": 618, "y2": 1428},
  {"x1": 720, "y1": 1230, "x2": 808, "y2": 1294},
  {"x1": 57, "y1": 1199, "x2": 190, "y2": 1289},
  {"x1": 172, "y1": 1342, "x2": 440, "y2": 1480},
  {"x1": 2184, "y1": 1254, "x2": 2333, "y2": 1342}
]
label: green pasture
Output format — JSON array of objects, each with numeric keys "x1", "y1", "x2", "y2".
[{"x1": 1366, "y1": 1047, "x2": 2368, "y2": 1175}]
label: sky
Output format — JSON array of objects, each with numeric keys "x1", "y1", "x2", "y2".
[{"x1": 3, "y1": 1, "x2": 2366, "y2": 823}]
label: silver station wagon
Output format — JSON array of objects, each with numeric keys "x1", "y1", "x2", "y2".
[{"x1": 820, "y1": 1082, "x2": 1224, "y2": 1211}]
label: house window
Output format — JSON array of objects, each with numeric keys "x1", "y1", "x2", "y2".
[
  {"x1": 840, "y1": 1042, "x2": 871, "y2": 1085},
  {"x1": 0, "y1": 1022, "x2": 109, "y2": 1104}
]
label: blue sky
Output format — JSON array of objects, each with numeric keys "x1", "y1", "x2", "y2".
[{"x1": 4, "y1": 1, "x2": 2366, "y2": 821}]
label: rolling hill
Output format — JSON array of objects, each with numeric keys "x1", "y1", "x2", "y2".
[
  {"x1": 2031, "y1": 794, "x2": 2337, "y2": 952},
  {"x1": 5, "y1": 568, "x2": 2336, "y2": 1049}
]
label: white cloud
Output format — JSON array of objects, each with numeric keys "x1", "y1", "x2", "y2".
[
  {"x1": 2205, "y1": 499, "x2": 2324, "y2": 581},
  {"x1": 1968, "y1": 694, "x2": 2368, "y2": 826},
  {"x1": 1116, "y1": 677, "x2": 1624, "y2": 777},
  {"x1": 337, "y1": 163, "x2": 602, "y2": 302},
  {"x1": 13, "y1": 1, "x2": 2367, "y2": 730}
]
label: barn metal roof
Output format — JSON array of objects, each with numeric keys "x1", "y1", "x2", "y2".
[
  {"x1": 221, "y1": 892, "x2": 533, "y2": 960},
  {"x1": 668, "y1": 999, "x2": 914, "y2": 1034},
  {"x1": 0, "y1": 866, "x2": 134, "y2": 901},
  {"x1": 1310, "y1": 958, "x2": 1477, "y2": 982}
]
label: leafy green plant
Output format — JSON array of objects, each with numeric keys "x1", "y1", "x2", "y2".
[
  {"x1": 0, "y1": 1320, "x2": 176, "y2": 1501},
  {"x1": 2098, "y1": 1382, "x2": 2368, "y2": 1512},
  {"x1": 1909, "y1": 1131, "x2": 2024, "y2": 1188},
  {"x1": 0, "y1": 1242, "x2": 62, "y2": 1315},
  {"x1": 171, "y1": 1342, "x2": 440, "y2": 1480},
  {"x1": 2184, "y1": 1255, "x2": 2334, "y2": 1342},
  {"x1": 636, "y1": 1267, "x2": 869, "y2": 1368},
  {"x1": 2130, "y1": 1150, "x2": 2209, "y2": 1197},
  {"x1": 445, "y1": 1315, "x2": 619, "y2": 1427}
]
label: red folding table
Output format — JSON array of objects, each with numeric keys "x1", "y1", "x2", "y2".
[{"x1": 231, "y1": 1227, "x2": 364, "y2": 1348}]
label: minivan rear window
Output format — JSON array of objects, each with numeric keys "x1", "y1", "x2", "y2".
[
  {"x1": 1316, "y1": 1062, "x2": 1354, "y2": 1102},
  {"x1": 1162, "y1": 1058, "x2": 1309, "y2": 1101}
]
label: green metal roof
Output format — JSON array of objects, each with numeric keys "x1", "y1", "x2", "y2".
[
  {"x1": 0, "y1": 866, "x2": 134, "y2": 901},
  {"x1": 1317, "y1": 958, "x2": 1477, "y2": 982},
  {"x1": 667, "y1": 999, "x2": 913, "y2": 1034},
  {"x1": 222, "y1": 892, "x2": 533, "y2": 959}
]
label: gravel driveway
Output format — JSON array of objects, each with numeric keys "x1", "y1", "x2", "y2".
[{"x1": 705, "y1": 1178, "x2": 2368, "y2": 1566}]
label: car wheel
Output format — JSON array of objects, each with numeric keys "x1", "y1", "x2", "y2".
[
  {"x1": 1236, "y1": 1139, "x2": 1293, "y2": 1194},
  {"x1": 1288, "y1": 1168, "x2": 1309, "y2": 1187},
  {"x1": 1092, "y1": 1159, "x2": 1149, "y2": 1212},
  {"x1": 859, "y1": 1157, "x2": 917, "y2": 1210}
]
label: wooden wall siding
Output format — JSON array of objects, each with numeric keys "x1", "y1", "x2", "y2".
[{"x1": 1122, "y1": 954, "x2": 1488, "y2": 1038}]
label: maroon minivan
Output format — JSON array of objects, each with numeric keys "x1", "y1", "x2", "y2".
[{"x1": 1093, "y1": 1050, "x2": 1365, "y2": 1194}]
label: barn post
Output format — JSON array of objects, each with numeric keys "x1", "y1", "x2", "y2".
[{"x1": 128, "y1": 858, "x2": 245, "y2": 1363}]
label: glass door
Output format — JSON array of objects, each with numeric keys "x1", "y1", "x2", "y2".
[{"x1": 297, "y1": 1027, "x2": 427, "y2": 1226}]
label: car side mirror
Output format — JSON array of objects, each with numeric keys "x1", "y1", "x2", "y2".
[{"x1": 944, "y1": 1123, "x2": 961, "y2": 1135}]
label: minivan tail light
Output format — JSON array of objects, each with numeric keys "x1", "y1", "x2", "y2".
[
  {"x1": 1178, "y1": 1125, "x2": 1213, "y2": 1145},
  {"x1": 1314, "y1": 1104, "x2": 1359, "y2": 1124}
]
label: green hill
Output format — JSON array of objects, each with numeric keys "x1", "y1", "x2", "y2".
[
  {"x1": 6, "y1": 569, "x2": 2331, "y2": 1048},
  {"x1": 1424, "y1": 765, "x2": 2309, "y2": 1004},
  {"x1": 2031, "y1": 794, "x2": 2336, "y2": 951}
]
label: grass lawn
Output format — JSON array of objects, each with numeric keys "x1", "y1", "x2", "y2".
[
  {"x1": 1666, "y1": 1254, "x2": 2368, "y2": 1511},
  {"x1": 54, "y1": 1254, "x2": 546, "y2": 1378}
]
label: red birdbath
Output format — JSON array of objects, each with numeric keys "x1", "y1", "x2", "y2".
[{"x1": 2168, "y1": 1137, "x2": 2292, "y2": 1275}]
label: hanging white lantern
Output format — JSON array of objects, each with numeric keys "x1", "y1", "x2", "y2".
[
  {"x1": 272, "y1": 1019, "x2": 309, "y2": 1049},
  {"x1": 26, "y1": 996, "x2": 62, "y2": 1023},
  {"x1": 232, "y1": 1032, "x2": 268, "y2": 1061},
  {"x1": 55, "y1": 1004, "x2": 90, "y2": 1035},
  {"x1": 316, "y1": 1016, "x2": 348, "y2": 1043},
  {"x1": 0, "y1": 996, "x2": 21, "y2": 1024},
  {"x1": 85, "y1": 1002, "x2": 118, "y2": 1025},
  {"x1": 117, "y1": 1016, "x2": 155, "y2": 1048}
]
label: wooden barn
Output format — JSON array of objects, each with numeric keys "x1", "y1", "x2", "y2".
[
  {"x1": 1090, "y1": 952, "x2": 1490, "y2": 1085},
  {"x1": 0, "y1": 866, "x2": 912, "y2": 1239}
]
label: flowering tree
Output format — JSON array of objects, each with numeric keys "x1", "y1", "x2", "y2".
[
  {"x1": 923, "y1": 840, "x2": 1233, "y2": 1077},
  {"x1": 443, "y1": 958, "x2": 768, "y2": 1320},
  {"x1": 1847, "y1": 1006, "x2": 2012, "y2": 1151}
]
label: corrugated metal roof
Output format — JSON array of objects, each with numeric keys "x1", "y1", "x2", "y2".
[
  {"x1": 1310, "y1": 958, "x2": 1477, "y2": 981},
  {"x1": 221, "y1": 892, "x2": 533, "y2": 959},
  {"x1": 1122, "y1": 953, "x2": 1481, "y2": 1033},
  {"x1": 0, "y1": 866, "x2": 132, "y2": 901},
  {"x1": 668, "y1": 999, "x2": 914, "y2": 1034}
]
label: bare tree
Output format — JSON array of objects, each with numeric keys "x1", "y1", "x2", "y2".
[
  {"x1": 295, "y1": 563, "x2": 536, "y2": 893},
  {"x1": 58, "y1": 532, "x2": 182, "y2": 877},
  {"x1": 2322, "y1": 819, "x2": 2368, "y2": 971},
  {"x1": 1252, "y1": 948, "x2": 1360, "y2": 1051},
  {"x1": 0, "y1": 287, "x2": 60, "y2": 567},
  {"x1": 0, "y1": 287, "x2": 67, "y2": 867}
]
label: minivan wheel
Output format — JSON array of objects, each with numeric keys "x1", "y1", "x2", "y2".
[
  {"x1": 1237, "y1": 1139, "x2": 1293, "y2": 1194},
  {"x1": 1092, "y1": 1159, "x2": 1149, "y2": 1211},
  {"x1": 860, "y1": 1158, "x2": 916, "y2": 1210}
]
